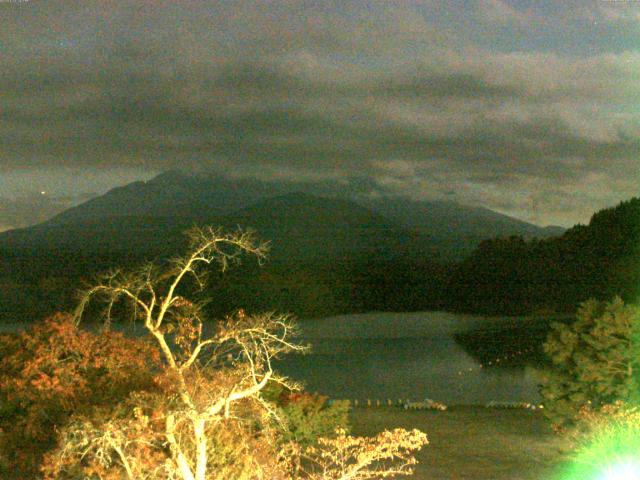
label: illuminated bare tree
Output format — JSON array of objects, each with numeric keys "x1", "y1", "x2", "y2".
[
  {"x1": 70, "y1": 226, "x2": 306, "y2": 480},
  {"x1": 50, "y1": 226, "x2": 428, "y2": 480}
]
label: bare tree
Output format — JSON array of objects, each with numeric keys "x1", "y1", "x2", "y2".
[
  {"x1": 52, "y1": 226, "x2": 428, "y2": 480},
  {"x1": 69, "y1": 226, "x2": 304, "y2": 479}
]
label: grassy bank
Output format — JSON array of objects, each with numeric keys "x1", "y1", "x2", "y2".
[{"x1": 350, "y1": 406, "x2": 568, "y2": 480}]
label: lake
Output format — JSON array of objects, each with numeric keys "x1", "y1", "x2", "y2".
[
  {"x1": 0, "y1": 310, "x2": 556, "y2": 405},
  {"x1": 275, "y1": 311, "x2": 553, "y2": 405}
]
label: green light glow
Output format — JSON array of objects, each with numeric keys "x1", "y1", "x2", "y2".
[
  {"x1": 558, "y1": 419, "x2": 640, "y2": 480},
  {"x1": 600, "y1": 460, "x2": 640, "y2": 480}
]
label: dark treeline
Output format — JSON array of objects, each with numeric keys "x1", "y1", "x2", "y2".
[
  {"x1": 0, "y1": 249, "x2": 449, "y2": 323},
  {"x1": 0, "y1": 197, "x2": 637, "y2": 323},
  {"x1": 447, "y1": 197, "x2": 640, "y2": 315}
]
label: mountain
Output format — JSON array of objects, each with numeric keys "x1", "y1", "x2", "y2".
[
  {"x1": 361, "y1": 196, "x2": 564, "y2": 240},
  {"x1": 358, "y1": 196, "x2": 564, "y2": 258},
  {"x1": 223, "y1": 192, "x2": 431, "y2": 263},
  {"x1": 44, "y1": 171, "x2": 291, "y2": 225},
  {"x1": 0, "y1": 171, "x2": 570, "y2": 321},
  {"x1": 0, "y1": 191, "x2": 435, "y2": 269},
  {"x1": 0, "y1": 190, "x2": 443, "y2": 321},
  {"x1": 38, "y1": 171, "x2": 563, "y2": 260}
]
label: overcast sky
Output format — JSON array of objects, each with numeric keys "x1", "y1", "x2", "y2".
[{"x1": 1, "y1": 0, "x2": 639, "y2": 230}]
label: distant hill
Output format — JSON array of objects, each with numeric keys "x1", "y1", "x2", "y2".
[
  {"x1": 44, "y1": 172, "x2": 289, "y2": 226},
  {"x1": 224, "y1": 192, "x2": 429, "y2": 263},
  {"x1": 359, "y1": 196, "x2": 564, "y2": 258},
  {"x1": 0, "y1": 189, "x2": 443, "y2": 321},
  {"x1": 1, "y1": 191, "x2": 430, "y2": 263},
  {"x1": 38, "y1": 171, "x2": 563, "y2": 260},
  {"x1": 361, "y1": 196, "x2": 564, "y2": 239}
]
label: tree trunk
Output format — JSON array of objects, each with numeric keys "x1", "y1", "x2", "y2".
[
  {"x1": 166, "y1": 414, "x2": 196, "y2": 480},
  {"x1": 194, "y1": 418, "x2": 208, "y2": 480}
]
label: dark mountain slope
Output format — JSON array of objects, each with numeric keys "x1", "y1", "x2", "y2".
[
  {"x1": 41, "y1": 172, "x2": 564, "y2": 261},
  {"x1": 362, "y1": 196, "x2": 564, "y2": 239},
  {"x1": 0, "y1": 192, "x2": 442, "y2": 320},
  {"x1": 359, "y1": 196, "x2": 564, "y2": 258},
  {"x1": 224, "y1": 192, "x2": 431, "y2": 263},
  {"x1": 1, "y1": 192, "x2": 428, "y2": 263},
  {"x1": 45, "y1": 171, "x2": 291, "y2": 225},
  {"x1": 0, "y1": 172, "x2": 578, "y2": 321}
]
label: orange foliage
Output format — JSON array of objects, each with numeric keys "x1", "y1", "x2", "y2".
[
  {"x1": 303, "y1": 428, "x2": 429, "y2": 480},
  {"x1": 6, "y1": 228, "x2": 429, "y2": 480},
  {"x1": 0, "y1": 313, "x2": 160, "y2": 478}
]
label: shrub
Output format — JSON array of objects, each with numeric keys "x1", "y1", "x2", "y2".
[
  {"x1": 278, "y1": 391, "x2": 350, "y2": 446},
  {"x1": 538, "y1": 297, "x2": 640, "y2": 430},
  {"x1": 0, "y1": 313, "x2": 160, "y2": 478}
]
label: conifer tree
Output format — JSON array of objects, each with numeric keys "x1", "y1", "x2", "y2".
[{"x1": 539, "y1": 297, "x2": 640, "y2": 430}]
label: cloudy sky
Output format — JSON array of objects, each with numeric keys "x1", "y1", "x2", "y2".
[{"x1": 1, "y1": 0, "x2": 639, "y2": 230}]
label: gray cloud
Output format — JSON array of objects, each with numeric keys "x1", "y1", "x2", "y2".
[{"x1": 0, "y1": 0, "x2": 638, "y2": 226}]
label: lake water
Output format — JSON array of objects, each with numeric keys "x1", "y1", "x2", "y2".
[
  {"x1": 1, "y1": 310, "x2": 549, "y2": 406},
  {"x1": 275, "y1": 311, "x2": 545, "y2": 405}
]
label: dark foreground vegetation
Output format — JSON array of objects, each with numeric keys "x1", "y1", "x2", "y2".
[{"x1": 0, "y1": 197, "x2": 637, "y2": 323}]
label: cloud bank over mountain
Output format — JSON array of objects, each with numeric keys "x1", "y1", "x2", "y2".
[{"x1": 1, "y1": 0, "x2": 638, "y2": 226}]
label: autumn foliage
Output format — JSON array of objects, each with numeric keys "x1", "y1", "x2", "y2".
[
  {"x1": 0, "y1": 313, "x2": 160, "y2": 478},
  {"x1": 0, "y1": 227, "x2": 428, "y2": 479},
  {"x1": 302, "y1": 428, "x2": 428, "y2": 480}
]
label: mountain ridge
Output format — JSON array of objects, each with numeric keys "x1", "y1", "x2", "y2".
[{"x1": 28, "y1": 171, "x2": 564, "y2": 261}]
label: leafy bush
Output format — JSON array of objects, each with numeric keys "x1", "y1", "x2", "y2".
[
  {"x1": 538, "y1": 297, "x2": 640, "y2": 430},
  {"x1": 277, "y1": 391, "x2": 350, "y2": 446},
  {"x1": 0, "y1": 313, "x2": 160, "y2": 478}
]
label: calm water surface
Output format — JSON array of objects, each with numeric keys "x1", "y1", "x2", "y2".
[
  {"x1": 1, "y1": 311, "x2": 547, "y2": 405},
  {"x1": 275, "y1": 311, "x2": 544, "y2": 405}
]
